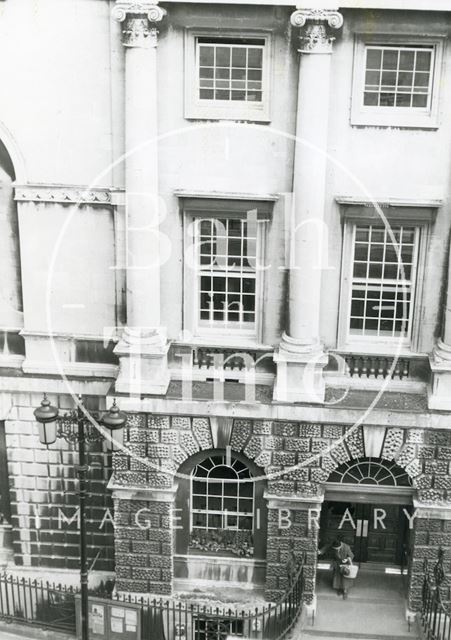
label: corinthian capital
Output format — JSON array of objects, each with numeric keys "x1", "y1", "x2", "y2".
[
  {"x1": 290, "y1": 8, "x2": 343, "y2": 54},
  {"x1": 112, "y1": 1, "x2": 167, "y2": 48}
]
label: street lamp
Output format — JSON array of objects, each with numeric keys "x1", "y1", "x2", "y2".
[{"x1": 34, "y1": 394, "x2": 127, "y2": 640}]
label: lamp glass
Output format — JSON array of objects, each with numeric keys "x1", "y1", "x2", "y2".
[
  {"x1": 38, "y1": 421, "x2": 57, "y2": 446},
  {"x1": 105, "y1": 427, "x2": 124, "y2": 452}
]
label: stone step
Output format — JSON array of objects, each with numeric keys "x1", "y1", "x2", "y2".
[{"x1": 301, "y1": 631, "x2": 418, "y2": 640}]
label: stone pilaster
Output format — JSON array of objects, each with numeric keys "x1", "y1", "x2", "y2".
[
  {"x1": 274, "y1": 9, "x2": 343, "y2": 404},
  {"x1": 407, "y1": 503, "x2": 451, "y2": 612},
  {"x1": 264, "y1": 493, "x2": 323, "y2": 612},
  {"x1": 112, "y1": 1, "x2": 170, "y2": 396},
  {"x1": 111, "y1": 485, "x2": 176, "y2": 596}
]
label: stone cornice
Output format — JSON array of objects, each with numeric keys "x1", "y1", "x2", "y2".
[
  {"x1": 290, "y1": 8, "x2": 343, "y2": 54},
  {"x1": 151, "y1": 0, "x2": 450, "y2": 9},
  {"x1": 14, "y1": 184, "x2": 124, "y2": 206}
]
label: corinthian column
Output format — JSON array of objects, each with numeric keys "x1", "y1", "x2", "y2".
[
  {"x1": 274, "y1": 9, "x2": 343, "y2": 403},
  {"x1": 429, "y1": 241, "x2": 451, "y2": 409},
  {"x1": 112, "y1": 1, "x2": 170, "y2": 396}
]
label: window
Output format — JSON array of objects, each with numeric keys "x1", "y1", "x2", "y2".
[
  {"x1": 185, "y1": 31, "x2": 272, "y2": 121},
  {"x1": 198, "y1": 39, "x2": 264, "y2": 103},
  {"x1": 351, "y1": 36, "x2": 444, "y2": 127},
  {"x1": 182, "y1": 197, "x2": 272, "y2": 343},
  {"x1": 349, "y1": 225, "x2": 420, "y2": 341},
  {"x1": 363, "y1": 46, "x2": 434, "y2": 109},
  {"x1": 191, "y1": 454, "x2": 254, "y2": 532},
  {"x1": 194, "y1": 618, "x2": 244, "y2": 640},
  {"x1": 337, "y1": 201, "x2": 436, "y2": 353},
  {"x1": 198, "y1": 218, "x2": 257, "y2": 332}
]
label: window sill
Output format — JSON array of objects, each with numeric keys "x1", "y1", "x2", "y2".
[
  {"x1": 334, "y1": 344, "x2": 426, "y2": 358},
  {"x1": 175, "y1": 337, "x2": 273, "y2": 351},
  {"x1": 350, "y1": 111, "x2": 439, "y2": 130},
  {"x1": 188, "y1": 547, "x2": 254, "y2": 559},
  {"x1": 185, "y1": 104, "x2": 270, "y2": 123}
]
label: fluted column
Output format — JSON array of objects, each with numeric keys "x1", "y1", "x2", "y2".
[
  {"x1": 274, "y1": 9, "x2": 343, "y2": 404},
  {"x1": 113, "y1": 1, "x2": 170, "y2": 396},
  {"x1": 429, "y1": 240, "x2": 451, "y2": 409}
]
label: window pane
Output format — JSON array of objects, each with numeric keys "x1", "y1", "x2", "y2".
[
  {"x1": 416, "y1": 51, "x2": 432, "y2": 71},
  {"x1": 216, "y1": 47, "x2": 230, "y2": 66},
  {"x1": 364, "y1": 92, "x2": 378, "y2": 106},
  {"x1": 412, "y1": 94, "x2": 428, "y2": 107},
  {"x1": 232, "y1": 47, "x2": 246, "y2": 68},
  {"x1": 365, "y1": 70, "x2": 380, "y2": 87},
  {"x1": 366, "y1": 49, "x2": 382, "y2": 68},
  {"x1": 248, "y1": 48, "x2": 263, "y2": 68},
  {"x1": 382, "y1": 49, "x2": 398, "y2": 70},
  {"x1": 199, "y1": 46, "x2": 214, "y2": 66},
  {"x1": 399, "y1": 50, "x2": 415, "y2": 70}
]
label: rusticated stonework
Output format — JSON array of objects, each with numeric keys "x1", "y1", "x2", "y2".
[{"x1": 108, "y1": 414, "x2": 451, "y2": 600}]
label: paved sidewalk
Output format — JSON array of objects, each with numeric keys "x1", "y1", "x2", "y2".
[
  {"x1": 301, "y1": 567, "x2": 420, "y2": 640},
  {"x1": 0, "y1": 622, "x2": 73, "y2": 640}
]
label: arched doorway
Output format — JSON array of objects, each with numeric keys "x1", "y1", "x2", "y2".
[
  {"x1": 174, "y1": 450, "x2": 267, "y2": 587},
  {"x1": 320, "y1": 457, "x2": 414, "y2": 565}
]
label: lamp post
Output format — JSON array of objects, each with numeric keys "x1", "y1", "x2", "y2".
[{"x1": 34, "y1": 395, "x2": 127, "y2": 640}]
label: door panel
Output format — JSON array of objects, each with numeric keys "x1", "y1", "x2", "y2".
[{"x1": 321, "y1": 501, "x2": 407, "y2": 565}]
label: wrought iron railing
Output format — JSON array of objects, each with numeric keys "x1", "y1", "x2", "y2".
[
  {"x1": 421, "y1": 548, "x2": 451, "y2": 640},
  {"x1": 0, "y1": 557, "x2": 305, "y2": 640},
  {"x1": 0, "y1": 573, "x2": 77, "y2": 633},
  {"x1": 119, "y1": 557, "x2": 305, "y2": 640}
]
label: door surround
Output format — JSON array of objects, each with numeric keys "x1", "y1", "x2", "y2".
[{"x1": 325, "y1": 482, "x2": 415, "y2": 506}]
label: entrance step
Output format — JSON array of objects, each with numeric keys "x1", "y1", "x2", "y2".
[
  {"x1": 358, "y1": 562, "x2": 405, "y2": 574},
  {"x1": 301, "y1": 633, "x2": 417, "y2": 640}
]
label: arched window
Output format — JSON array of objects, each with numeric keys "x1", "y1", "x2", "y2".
[
  {"x1": 191, "y1": 454, "x2": 254, "y2": 532},
  {"x1": 327, "y1": 457, "x2": 412, "y2": 487}
]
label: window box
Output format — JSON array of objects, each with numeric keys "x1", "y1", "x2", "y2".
[
  {"x1": 351, "y1": 35, "x2": 445, "y2": 128},
  {"x1": 184, "y1": 30, "x2": 272, "y2": 122}
]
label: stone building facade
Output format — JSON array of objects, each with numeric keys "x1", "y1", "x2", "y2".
[{"x1": 0, "y1": 0, "x2": 450, "y2": 621}]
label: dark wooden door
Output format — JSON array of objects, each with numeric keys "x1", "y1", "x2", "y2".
[
  {"x1": 321, "y1": 501, "x2": 407, "y2": 565},
  {"x1": 366, "y1": 505, "x2": 404, "y2": 564},
  {"x1": 354, "y1": 504, "x2": 404, "y2": 564}
]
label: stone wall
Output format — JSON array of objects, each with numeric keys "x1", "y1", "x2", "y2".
[
  {"x1": 110, "y1": 412, "x2": 451, "y2": 601},
  {"x1": 114, "y1": 498, "x2": 173, "y2": 595},
  {"x1": 408, "y1": 516, "x2": 451, "y2": 610},
  {"x1": 4, "y1": 393, "x2": 115, "y2": 571}
]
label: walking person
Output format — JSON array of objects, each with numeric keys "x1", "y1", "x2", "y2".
[{"x1": 318, "y1": 535, "x2": 355, "y2": 599}]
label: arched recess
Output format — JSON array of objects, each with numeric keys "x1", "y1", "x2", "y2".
[
  {"x1": 324, "y1": 454, "x2": 415, "y2": 505},
  {"x1": 0, "y1": 135, "x2": 24, "y2": 329},
  {"x1": 174, "y1": 449, "x2": 267, "y2": 562},
  {"x1": 328, "y1": 457, "x2": 412, "y2": 487},
  {"x1": 0, "y1": 120, "x2": 27, "y2": 184}
]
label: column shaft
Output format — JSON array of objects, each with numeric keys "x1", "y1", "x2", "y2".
[
  {"x1": 443, "y1": 244, "x2": 451, "y2": 346},
  {"x1": 112, "y1": 3, "x2": 170, "y2": 396},
  {"x1": 274, "y1": 10, "x2": 343, "y2": 404},
  {"x1": 289, "y1": 52, "x2": 331, "y2": 346},
  {"x1": 125, "y1": 41, "x2": 160, "y2": 329}
]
